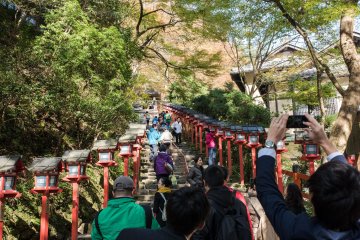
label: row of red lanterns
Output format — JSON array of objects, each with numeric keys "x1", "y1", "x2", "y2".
[
  {"x1": 0, "y1": 122, "x2": 146, "y2": 240},
  {"x1": 162, "y1": 103, "x2": 324, "y2": 193}
]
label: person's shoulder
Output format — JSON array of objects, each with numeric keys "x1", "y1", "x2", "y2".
[
  {"x1": 118, "y1": 228, "x2": 177, "y2": 240},
  {"x1": 117, "y1": 228, "x2": 154, "y2": 240}
]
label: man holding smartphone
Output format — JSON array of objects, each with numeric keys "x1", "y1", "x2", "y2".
[{"x1": 256, "y1": 113, "x2": 360, "y2": 240}]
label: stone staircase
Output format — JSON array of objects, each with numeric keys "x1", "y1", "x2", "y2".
[{"x1": 134, "y1": 141, "x2": 191, "y2": 205}]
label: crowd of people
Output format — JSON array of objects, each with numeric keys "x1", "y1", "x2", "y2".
[{"x1": 91, "y1": 112, "x2": 360, "y2": 240}]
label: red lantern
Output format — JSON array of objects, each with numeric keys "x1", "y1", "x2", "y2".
[
  {"x1": 29, "y1": 157, "x2": 63, "y2": 240},
  {"x1": 62, "y1": 150, "x2": 91, "y2": 240},
  {"x1": 93, "y1": 139, "x2": 118, "y2": 208}
]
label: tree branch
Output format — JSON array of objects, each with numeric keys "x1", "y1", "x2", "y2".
[
  {"x1": 268, "y1": 0, "x2": 345, "y2": 96},
  {"x1": 140, "y1": 30, "x2": 161, "y2": 49},
  {"x1": 137, "y1": 19, "x2": 182, "y2": 38},
  {"x1": 136, "y1": 0, "x2": 144, "y2": 37},
  {"x1": 147, "y1": 47, "x2": 190, "y2": 70},
  {"x1": 143, "y1": 8, "x2": 176, "y2": 17}
]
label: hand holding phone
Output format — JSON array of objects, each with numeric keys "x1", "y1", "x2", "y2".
[{"x1": 286, "y1": 115, "x2": 308, "y2": 128}]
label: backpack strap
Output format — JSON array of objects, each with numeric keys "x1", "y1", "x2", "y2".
[
  {"x1": 141, "y1": 204, "x2": 152, "y2": 229},
  {"x1": 159, "y1": 192, "x2": 167, "y2": 213},
  {"x1": 95, "y1": 209, "x2": 104, "y2": 239}
]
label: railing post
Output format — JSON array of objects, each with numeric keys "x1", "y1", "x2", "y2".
[
  {"x1": 218, "y1": 137, "x2": 223, "y2": 166},
  {"x1": 238, "y1": 144, "x2": 244, "y2": 186},
  {"x1": 227, "y1": 139, "x2": 232, "y2": 176}
]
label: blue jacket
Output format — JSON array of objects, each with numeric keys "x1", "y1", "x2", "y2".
[
  {"x1": 147, "y1": 128, "x2": 160, "y2": 145},
  {"x1": 256, "y1": 149, "x2": 360, "y2": 240}
]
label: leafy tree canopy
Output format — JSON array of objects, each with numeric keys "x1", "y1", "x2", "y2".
[{"x1": 192, "y1": 88, "x2": 271, "y2": 126}]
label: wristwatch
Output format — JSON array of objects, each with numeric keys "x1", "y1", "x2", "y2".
[{"x1": 265, "y1": 140, "x2": 275, "y2": 149}]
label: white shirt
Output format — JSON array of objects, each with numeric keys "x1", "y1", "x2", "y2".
[
  {"x1": 171, "y1": 121, "x2": 182, "y2": 134},
  {"x1": 160, "y1": 130, "x2": 173, "y2": 142}
]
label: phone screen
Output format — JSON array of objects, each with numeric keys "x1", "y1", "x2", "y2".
[{"x1": 286, "y1": 115, "x2": 308, "y2": 128}]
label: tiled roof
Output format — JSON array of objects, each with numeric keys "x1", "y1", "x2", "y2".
[
  {"x1": 118, "y1": 133, "x2": 137, "y2": 143},
  {"x1": 92, "y1": 139, "x2": 117, "y2": 151},
  {"x1": 0, "y1": 155, "x2": 22, "y2": 172},
  {"x1": 62, "y1": 150, "x2": 91, "y2": 163},
  {"x1": 29, "y1": 157, "x2": 62, "y2": 172}
]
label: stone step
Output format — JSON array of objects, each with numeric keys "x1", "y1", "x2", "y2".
[
  {"x1": 141, "y1": 175, "x2": 156, "y2": 180},
  {"x1": 138, "y1": 189, "x2": 158, "y2": 195},
  {"x1": 135, "y1": 194, "x2": 154, "y2": 202}
]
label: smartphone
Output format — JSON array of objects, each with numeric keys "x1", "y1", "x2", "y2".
[{"x1": 286, "y1": 115, "x2": 308, "y2": 128}]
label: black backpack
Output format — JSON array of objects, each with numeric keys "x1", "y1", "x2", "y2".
[{"x1": 212, "y1": 190, "x2": 251, "y2": 240}]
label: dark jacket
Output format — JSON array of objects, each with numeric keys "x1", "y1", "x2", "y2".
[
  {"x1": 117, "y1": 226, "x2": 186, "y2": 240},
  {"x1": 153, "y1": 189, "x2": 171, "y2": 227},
  {"x1": 187, "y1": 165, "x2": 204, "y2": 187},
  {"x1": 256, "y1": 151, "x2": 360, "y2": 240},
  {"x1": 192, "y1": 186, "x2": 251, "y2": 240},
  {"x1": 154, "y1": 152, "x2": 173, "y2": 175}
]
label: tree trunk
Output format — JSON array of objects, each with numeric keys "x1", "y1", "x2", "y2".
[
  {"x1": 329, "y1": 9, "x2": 360, "y2": 152},
  {"x1": 316, "y1": 70, "x2": 326, "y2": 124}
]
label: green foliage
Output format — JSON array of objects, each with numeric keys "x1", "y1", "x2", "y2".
[
  {"x1": 324, "y1": 114, "x2": 337, "y2": 129},
  {"x1": 168, "y1": 76, "x2": 209, "y2": 107},
  {"x1": 0, "y1": 0, "x2": 137, "y2": 156},
  {"x1": 0, "y1": 2, "x2": 137, "y2": 238},
  {"x1": 282, "y1": 78, "x2": 336, "y2": 106},
  {"x1": 192, "y1": 89, "x2": 271, "y2": 126}
]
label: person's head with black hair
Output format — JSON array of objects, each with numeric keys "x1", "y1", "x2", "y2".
[
  {"x1": 158, "y1": 177, "x2": 172, "y2": 189},
  {"x1": 307, "y1": 161, "x2": 360, "y2": 231},
  {"x1": 205, "y1": 128, "x2": 210, "y2": 133},
  {"x1": 204, "y1": 165, "x2": 224, "y2": 188},
  {"x1": 194, "y1": 156, "x2": 203, "y2": 167},
  {"x1": 159, "y1": 144, "x2": 167, "y2": 152},
  {"x1": 285, "y1": 183, "x2": 306, "y2": 215},
  {"x1": 220, "y1": 166, "x2": 230, "y2": 183},
  {"x1": 166, "y1": 187, "x2": 210, "y2": 237}
]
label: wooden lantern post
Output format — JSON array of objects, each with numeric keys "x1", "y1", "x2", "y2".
[
  {"x1": 92, "y1": 139, "x2": 118, "y2": 208},
  {"x1": 62, "y1": 150, "x2": 91, "y2": 240},
  {"x1": 0, "y1": 156, "x2": 24, "y2": 240},
  {"x1": 30, "y1": 157, "x2": 63, "y2": 240},
  {"x1": 234, "y1": 129, "x2": 247, "y2": 186},
  {"x1": 275, "y1": 140, "x2": 287, "y2": 193}
]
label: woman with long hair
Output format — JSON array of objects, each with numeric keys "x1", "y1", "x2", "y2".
[{"x1": 285, "y1": 183, "x2": 306, "y2": 215}]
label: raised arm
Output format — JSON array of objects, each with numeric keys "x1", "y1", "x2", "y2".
[{"x1": 303, "y1": 113, "x2": 346, "y2": 163}]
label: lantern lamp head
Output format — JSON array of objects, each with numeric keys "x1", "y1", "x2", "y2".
[
  {"x1": 276, "y1": 140, "x2": 286, "y2": 151},
  {"x1": 0, "y1": 155, "x2": 24, "y2": 196},
  {"x1": 119, "y1": 144, "x2": 133, "y2": 157},
  {"x1": 98, "y1": 152, "x2": 114, "y2": 162},
  {"x1": 248, "y1": 134, "x2": 259, "y2": 145},
  {"x1": 235, "y1": 133, "x2": 247, "y2": 143},
  {"x1": 225, "y1": 130, "x2": 233, "y2": 139},
  {"x1": 304, "y1": 144, "x2": 319, "y2": 156},
  {"x1": 29, "y1": 157, "x2": 63, "y2": 194},
  {"x1": 62, "y1": 150, "x2": 91, "y2": 182}
]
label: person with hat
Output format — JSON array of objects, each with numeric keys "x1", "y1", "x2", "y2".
[{"x1": 91, "y1": 176, "x2": 160, "y2": 240}]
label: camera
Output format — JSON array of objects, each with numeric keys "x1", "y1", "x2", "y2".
[{"x1": 286, "y1": 115, "x2": 308, "y2": 128}]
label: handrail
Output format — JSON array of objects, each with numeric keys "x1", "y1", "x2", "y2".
[{"x1": 172, "y1": 142, "x2": 190, "y2": 174}]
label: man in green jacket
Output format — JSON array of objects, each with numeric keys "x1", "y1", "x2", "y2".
[{"x1": 91, "y1": 176, "x2": 160, "y2": 240}]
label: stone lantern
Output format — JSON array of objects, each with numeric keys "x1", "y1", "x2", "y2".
[
  {"x1": 92, "y1": 139, "x2": 118, "y2": 208},
  {"x1": 118, "y1": 133, "x2": 137, "y2": 177},
  {"x1": 62, "y1": 150, "x2": 91, "y2": 240},
  {"x1": 29, "y1": 157, "x2": 63, "y2": 240},
  {"x1": 0, "y1": 155, "x2": 24, "y2": 239}
]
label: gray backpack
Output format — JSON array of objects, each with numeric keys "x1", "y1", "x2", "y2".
[{"x1": 159, "y1": 192, "x2": 167, "y2": 221}]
